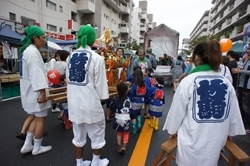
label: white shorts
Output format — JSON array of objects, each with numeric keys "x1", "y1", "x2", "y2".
[
  {"x1": 72, "y1": 120, "x2": 106, "y2": 149},
  {"x1": 27, "y1": 109, "x2": 48, "y2": 117}
]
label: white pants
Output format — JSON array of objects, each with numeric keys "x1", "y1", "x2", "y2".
[
  {"x1": 27, "y1": 109, "x2": 48, "y2": 117},
  {"x1": 72, "y1": 119, "x2": 106, "y2": 149}
]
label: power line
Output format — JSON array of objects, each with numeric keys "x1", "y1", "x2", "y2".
[{"x1": 3, "y1": 0, "x2": 69, "y2": 22}]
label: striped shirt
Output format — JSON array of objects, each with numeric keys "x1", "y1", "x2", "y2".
[{"x1": 239, "y1": 57, "x2": 250, "y2": 89}]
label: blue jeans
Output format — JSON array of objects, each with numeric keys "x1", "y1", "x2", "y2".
[{"x1": 238, "y1": 88, "x2": 250, "y2": 129}]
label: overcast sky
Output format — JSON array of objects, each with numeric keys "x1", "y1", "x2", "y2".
[{"x1": 133, "y1": 0, "x2": 213, "y2": 47}]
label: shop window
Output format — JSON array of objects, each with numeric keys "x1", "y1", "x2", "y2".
[
  {"x1": 46, "y1": 0, "x2": 56, "y2": 11},
  {"x1": 9, "y1": 12, "x2": 16, "y2": 21},
  {"x1": 47, "y1": 24, "x2": 57, "y2": 32}
]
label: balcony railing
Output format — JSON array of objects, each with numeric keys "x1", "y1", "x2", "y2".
[{"x1": 77, "y1": 0, "x2": 95, "y2": 13}]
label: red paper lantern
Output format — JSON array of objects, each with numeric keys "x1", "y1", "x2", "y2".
[
  {"x1": 47, "y1": 70, "x2": 61, "y2": 84},
  {"x1": 219, "y1": 38, "x2": 233, "y2": 52}
]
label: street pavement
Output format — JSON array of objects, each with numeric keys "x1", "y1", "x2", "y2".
[{"x1": 0, "y1": 86, "x2": 250, "y2": 166}]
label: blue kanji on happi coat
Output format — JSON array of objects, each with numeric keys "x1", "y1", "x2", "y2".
[
  {"x1": 67, "y1": 50, "x2": 92, "y2": 86},
  {"x1": 192, "y1": 76, "x2": 230, "y2": 123}
]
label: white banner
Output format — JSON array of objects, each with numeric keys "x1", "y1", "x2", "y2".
[{"x1": 2, "y1": 41, "x2": 13, "y2": 59}]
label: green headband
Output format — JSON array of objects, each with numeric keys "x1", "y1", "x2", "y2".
[
  {"x1": 77, "y1": 25, "x2": 96, "y2": 49},
  {"x1": 20, "y1": 25, "x2": 45, "y2": 53}
]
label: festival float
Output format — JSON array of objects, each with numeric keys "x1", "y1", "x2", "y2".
[{"x1": 97, "y1": 28, "x2": 130, "y2": 87}]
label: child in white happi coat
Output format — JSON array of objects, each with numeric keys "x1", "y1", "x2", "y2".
[{"x1": 109, "y1": 82, "x2": 131, "y2": 154}]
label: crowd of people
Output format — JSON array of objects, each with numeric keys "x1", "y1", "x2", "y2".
[{"x1": 16, "y1": 24, "x2": 250, "y2": 166}]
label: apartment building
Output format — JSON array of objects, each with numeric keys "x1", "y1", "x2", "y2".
[
  {"x1": 209, "y1": 0, "x2": 250, "y2": 42},
  {"x1": 181, "y1": 38, "x2": 190, "y2": 50},
  {"x1": 131, "y1": 7, "x2": 142, "y2": 44},
  {"x1": 190, "y1": 0, "x2": 250, "y2": 43},
  {"x1": 136, "y1": 0, "x2": 157, "y2": 47},
  {"x1": 0, "y1": 0, "x2": 135, "y2": 47},
  {"x1": 190, "y1": 10, "x2": 210, "y2": 41}
]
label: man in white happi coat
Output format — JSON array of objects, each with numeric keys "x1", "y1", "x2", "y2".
[
  {"x1": 66, "y1": 25, "x2": 109, "y2": 166},
  {"x1": 20, "y1": 25, "x2": 52, "y2": 155},
  {"x1": 163, "y1": 40, "x2": 246, "y2": 166}
]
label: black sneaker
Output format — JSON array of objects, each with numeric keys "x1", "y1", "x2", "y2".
[{"x1": 16, "y1": 133, "x2": 26, "y2": 141}]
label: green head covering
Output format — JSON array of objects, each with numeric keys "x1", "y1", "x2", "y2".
[
  {"x1": 20, "y1": 25, "x2": 45, "y2": 53},
  {"x1": 146, "y1": 49, "x2": 152, "y2": 53},
  {"x1": 77, "y1": 25, "x2": 96, "y2": 49}
]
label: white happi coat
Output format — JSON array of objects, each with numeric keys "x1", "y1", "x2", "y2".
[
  {"x1": 66, "y1": 45, "x2": 109, "y2": 124},
  {"x1": 20, "y1": 44, "x2": 51, "y2": 113},
  {"x1": 163, "y1": 70, "x2": 245, "y2": 166}
]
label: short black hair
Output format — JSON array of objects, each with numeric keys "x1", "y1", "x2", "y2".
[
  {"x1": 58, "y1": 50, "x2": 70, "y2": 61},
  {"x1": 154, "y1": 75, "x2": 164, "y2": 85},
  {"x1": 133, "y1": 66, "x2": 141, "y2": 71}
]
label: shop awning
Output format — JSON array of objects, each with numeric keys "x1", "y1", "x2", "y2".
[{"x1": 0, "y1": 26, "x2": 24, "y2": 46}]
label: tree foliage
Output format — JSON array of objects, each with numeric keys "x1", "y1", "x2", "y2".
[
  {"x1": 188, "y1": 34, "x2": 222, "y2": 52},
  {"x1": 126, "y1": 39, "x2": 141, "y2": 51}
]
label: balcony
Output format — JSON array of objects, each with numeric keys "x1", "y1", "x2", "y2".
[
  {"x1": 120, "y1": 5, "x2": 130, "y2": 14},
  {"x1": 119, "y1": 23, "x2": 129, "y2": 33},
  {"x1": 103, "y1": 0, "x2": 123, "y2": 13},
  {"x1": 119, "y1": 0, "x2": 127, "y2": 6},
  {"x1": 77, "y1": 0, "x2": 95, "y2": 13},
  {"x1": 140, "y1": 12, "x2": 147, "y2": 19},
  {"x1": 140, "y1": 25, "x2": 146, "y2": 32},
  {"x1": 148, "y1": 23, "x2": 153, "y2": 29},
  {"x1": 139, "y1": 38, "x2": 144, "y2": 43}
]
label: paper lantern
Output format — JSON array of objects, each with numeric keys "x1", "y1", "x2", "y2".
[
  {"x1": 219, "y1": 38, "x2": 233, "y2": 52},
  {"x1": 47, "y1": 70, "x2": 61, "y2": 84}
]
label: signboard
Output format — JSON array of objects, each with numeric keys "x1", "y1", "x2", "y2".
[
  {"x1": 66, "y1": 34, "x2": 74, "y2": 40},
  {"x1": 68, "y1": 20, "x2": 73, "y2": 30},
  {"x1": 58, "y1": 35, "x2": 65, "y2": 40}
]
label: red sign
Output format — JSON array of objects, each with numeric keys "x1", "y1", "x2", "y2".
[
  {"x1": 58, "y1": 35, "x2": 65, "y2": 40},
  {"x1": 52, "y1": 33, "x2": 58, "y2": 38},
  {"x1": 68, "y1": 20, "x2": 72, "y2": 30},
  {"x1": 33, "y1": 22, "x2": 41, "y2": 27},
  {"x1": 66, "y1": 34, "x2": 74, "y2": 40}
]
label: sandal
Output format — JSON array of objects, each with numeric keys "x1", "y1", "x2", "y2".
[
  {"x1": 144, "y1": 113, "x2": 150, "y2": 119},
  {"x1": 57, "y1": 115, "x2": 64, "y2": 121}
]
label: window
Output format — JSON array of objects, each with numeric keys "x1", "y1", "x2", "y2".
[
  {"x1": 46, "y1": 0, "x2": 56, "y2": 11},
  {"x1": 29, "y1": 0, "x2": 35, "y2": 2},
  {"x1": 47, "y1": 24, "x2": 57, "y2": 32},
  {"x1": 71, "y1": 0, "x2": 76, "y2": 3},
  {"x1": 71, "y1": 11, "x2": 77, "y2": 22},
  {"x1": 106, "y1": 15, "x2": 109, "y2": 21},
  {"x1": 59, "y1": 6, "x2": 63, "y2": 12},
  {"x1": 21, "y1": 16, "x2": 35, "y2": 26},
  {"x1": 9, "y1": 12, "x2": 16, "y2": 21}
]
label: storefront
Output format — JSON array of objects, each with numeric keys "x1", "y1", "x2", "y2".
[{"x1": 0, "y1": 26, "x2": 23, "y2": 101}]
